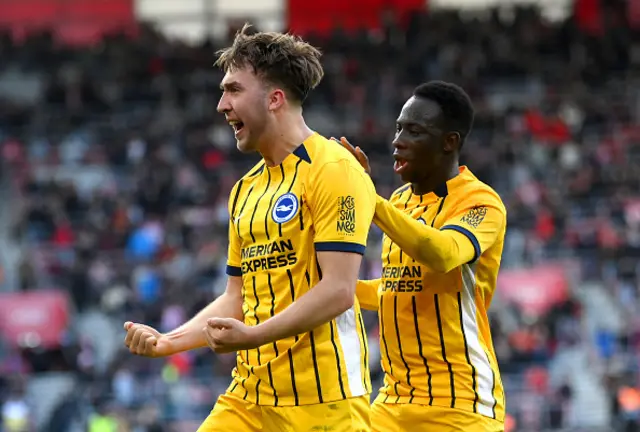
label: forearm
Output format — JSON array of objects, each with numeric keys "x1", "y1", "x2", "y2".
[
  {"x1": 374, "y1": 196, "x2": 474, "y2": 273},
  {"x1": 254, "y1": 279, "x2": 353, "y2": 344},
  {"x1": 165, "y1": 292, "x2": 243, "y2": 353},
  {"x1": 356, "y1": 279, "x2": 380, "y2": 311}
]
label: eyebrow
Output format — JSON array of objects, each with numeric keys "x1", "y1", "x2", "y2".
[{"x1": 220, "y1": 81, "x2": 242, "y2": 91}]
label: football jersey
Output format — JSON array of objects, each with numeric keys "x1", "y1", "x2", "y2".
[
  {"x1": 225, "y1": 132, "x2": 376, "y2": 406},
  {"x1": 372, "y1": 166, "x2": 507, "y2": 422}
]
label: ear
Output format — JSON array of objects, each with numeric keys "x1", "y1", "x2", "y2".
[
  {"x1": 443, "y1": 132, "x2": 461, "y2": 153},
  {"x1": 267, "y1": 88, "x2": 287, "y2": 111}
]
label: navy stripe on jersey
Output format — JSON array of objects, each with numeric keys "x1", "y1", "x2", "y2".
[
  {"x1": 287, "y1": 269, "x2": 299, "y2": 343},
  {"x1": 304, "y1": 270, "x2": 324, "y2": 403},
  {"x1": 287, "y1": 347, "x2": 299, "y2": 405},
  {"x1": 385, "y1": 236, "x2": 393, "y2": 265},
  {"x1": 394, "y1": 184, "x2": 411, "y2": 196},
  {"x1": 357, "y1": 310, "x2": 370, "y2": 393},
  {"x1": 432, "y1": 197, "x2": 446, "y2": 227},
  {"x1": 315, "y1": 242, "x2": 365, "y2": 255},
  {"x1": 236, "y1": 185, "x2": 255, "y2": 239},
  {"x1": 299, "y1": 198, "x2": 304, "y2": 231},
  {"x1": 394, "y1": 295, "x2": 413, "y2": 402},
  {"x1": 457, "y1": 291, "x2": 479, "y2": 413},
  {"x1": 251, "y1": 365, "x2": 261, "y2": 405},
  {"x1": 252, "y1": 276, "x2": 261, "y2": 365},
  {"x1": 441, "y1": 225, "x2": 481, "y2": 263},
  {"x1": 329, "y1": 320, "x2": 347, "y2": 399},
  {"x1": 398, "y1": 191, "x2": 413, "y2": 263},
  {"x1": 250, "y1": 277, "x2": 263, "y2": 405},
  {"x1": 484, "y1": 349, "x2": 498, "y2": 419},
  {"x1": 267, "y1": 273, "x2": 279, "y2": 405},
  {"x1": 412, "y1": 296, "x2": 433, "y2": 404},
  {"x1": 239, "y1": 352, "x2": 249, "y2": 400},
  {"x1": 264, "y1": 165, "x2": 286, "y2": 241},
  {"x1": 231, "y1": 180, "x2": 244, "y2": 216},
  {"x1": 248, "y1": 163, "x2": 265, "y2": 177},
  {"x1": 435, "y1": 294, "x2": 456, "y2": 408},
  {"x1": 309, "y1": 329, "x2": 323, "y2": 403},
  {"x1": 315, "y1": 256, "x2": 323, "y2": 279},
  {"x1": 285, "y1": 268, "x2": 299, "y2": 405},
  {"x1": 410, "y1": 195, "x2": 426, "y2": 264},
  {"x1": 379, "y1": 295, "x2": 393, "y2": 402},
  {"x1": 249, "y1": 169, "x2": 271, "y2": 242}
]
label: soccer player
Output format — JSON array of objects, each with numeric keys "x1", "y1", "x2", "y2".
[
  {"x1": 338, "y1": 81, "x2": 507, "y2": 432},
  {"x1": 123, "y1": 25, "x2": 376, "y2": 432}
]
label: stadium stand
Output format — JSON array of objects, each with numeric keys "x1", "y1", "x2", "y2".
[{"x1": 0, "y1": 1, "x2": 639, "y2": 430}]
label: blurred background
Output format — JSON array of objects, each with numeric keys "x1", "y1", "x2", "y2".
[{"x1": 0, "y1": 0, "x2": 639, "y2": 431}]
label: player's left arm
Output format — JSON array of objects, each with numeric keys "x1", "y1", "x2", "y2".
[
  {"x1": 374, "y1": 191, "x2": 506, "y2": 273},
  {"x1": 249, "y1": 160, "x2": 376, "y2": 344},
  {"x1": 356, "y1": 279, "x2": 380, "y2": 311}
]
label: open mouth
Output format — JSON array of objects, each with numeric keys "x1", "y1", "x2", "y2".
[
  {"x1": 229, "y1": 120, "x2": 245, "y2": 136},
  {"x1": 393, "y1": 157, "x2": 409, "y2": 173}
]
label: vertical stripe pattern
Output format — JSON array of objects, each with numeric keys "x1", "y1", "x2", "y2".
[{"x1": 225, "y1": 138, "x2": 372, "y2": 407}]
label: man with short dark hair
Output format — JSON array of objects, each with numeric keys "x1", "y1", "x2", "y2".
[
  {"x1": 124, "y1": 25, "x2": 376, "y2": 432},
  {"x1": 342, "y1": 80, "x2": 507, "y2": 432}
]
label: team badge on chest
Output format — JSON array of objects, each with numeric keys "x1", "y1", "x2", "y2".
[{"x1": 272, "y1": 193, "x2": 299, "y2": 223}]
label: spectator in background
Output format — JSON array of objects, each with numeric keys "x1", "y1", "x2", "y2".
[{"x1": 0, "y1": 1, "x2": 638, "y2": 428}]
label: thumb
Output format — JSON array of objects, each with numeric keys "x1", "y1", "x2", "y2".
[
  {"x1": 124, "y1": 321, "x2": 134, "y2": 330},
  {"x1": 146, "y1": 335, "x2": 158, "y2": 346},
  {"x1": 208, "y1": 318, "x2": 232, "y2": 329}
]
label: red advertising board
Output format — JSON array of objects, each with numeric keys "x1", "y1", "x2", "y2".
[
  {"x1": 288, "y1": 0, "x2": 427, "y2": 36},
  {"x1": 0, "y1": 0, "x2": 136, "y2": 45},
  {"x1": 0, "y1": 290, "x2": 70, "y2": 349},
  {"x1": 498, "y1": 264, "x2": 570, "y2": 317}
]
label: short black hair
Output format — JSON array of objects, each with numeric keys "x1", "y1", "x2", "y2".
[{"x1": 413, "y1": 81, "x2": 474, "y2": 147}]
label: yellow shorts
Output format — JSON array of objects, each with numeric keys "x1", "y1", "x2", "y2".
[
  {"x1": 198, "y1": 392, "x2": 371, "y2": 432},
  {"x1": 371, "y1": 401, "x2": 504, "y2": 432}
]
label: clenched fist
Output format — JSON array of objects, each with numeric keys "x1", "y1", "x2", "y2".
[{"x1": 123, "y1": 321, "x2": 174, "y2": 357}]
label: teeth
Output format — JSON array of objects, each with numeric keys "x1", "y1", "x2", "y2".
[{"x1": 228, "y1": 121, "x2": 242, "y2": 132}]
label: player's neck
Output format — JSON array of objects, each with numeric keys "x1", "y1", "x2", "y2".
[
  {"x1": 412, "y1": 162, "x2": 460, "y2": 196},
  {"x1": 259, "y1": 113, "x2": 314, "y2": 167}
]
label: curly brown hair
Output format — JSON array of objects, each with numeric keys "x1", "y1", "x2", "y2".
[{"x1": 215, "y1": 24, "x2": 324, "y2": 104}]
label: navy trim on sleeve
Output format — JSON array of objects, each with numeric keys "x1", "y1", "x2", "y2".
[
  {"x1": 441, "y1": 225, "x2": 481, "y2": 263},
  {"x1": 315, "y1": 241, "x2": 366, "y2": 255},
  {"x1": 226, "y1": 265, "x2": 243, "y2": 277}
]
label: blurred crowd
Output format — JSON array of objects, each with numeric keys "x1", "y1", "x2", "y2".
[{"x1": 1, "y1": 1, "x2": 640, "y2": 431}]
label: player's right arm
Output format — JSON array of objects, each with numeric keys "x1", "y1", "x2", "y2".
[
  {"x1": 124, "y1": 276, "x2": 244, "y2": 357},
  {"x1": 125, "y1": 182, "x2": 246, "y2": 357},
  {"x1": 356, "y1": 279, "x2": 380, "y2": 311}
]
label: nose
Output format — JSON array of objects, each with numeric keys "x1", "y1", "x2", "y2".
[
  {"x1": 392, "y1": 137, "x2": 408, "y2": 152},
  {"x1": 217, "y1": 94, "x2": 231, "y2": 114}
]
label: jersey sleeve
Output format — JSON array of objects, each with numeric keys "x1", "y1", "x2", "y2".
[
  {"x1": 440, "y1": 192, "x2": 506, "y2": 263},
  {"x1": 356, "y1": 279, "x2": 380, "y2": 311},
  {"x1": 226, "y1": 182, "x2": 243, "y2": 277},
  {"x1": 308, "y1": 160, "x2": 375, "y2": 255},
  {"x1": 226, "y1": 222, "x2": 243, "y2": 276}
]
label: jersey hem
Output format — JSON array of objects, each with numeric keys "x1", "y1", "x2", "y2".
[
  {"x1": 227, "y1": 385, "x2": 370, "y2": 407},
  {"x1": 373, "y1": 393, "x2": 504, "y2": 423}
]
